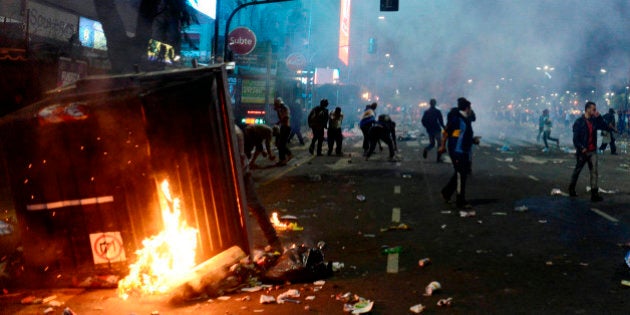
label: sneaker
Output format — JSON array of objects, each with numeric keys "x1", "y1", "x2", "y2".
[
  {"x1": 275, "y1": 160, "x2": 287, "y2": 166},
  {"x1": 542, "y1": 148, "x2": 549, "y2": 153},
  {"x1": 422, "y1": 148, "x2": 428, "y2": 159},
  {"x1": 286, "y1": 154, "x2": 293, "y2": 161},
  {"x1": 591, "y1": 194, "x2": 603, "y2": 202},
  {"x1": 308, "y1": 147, "x2": 314, "y2": 155}
]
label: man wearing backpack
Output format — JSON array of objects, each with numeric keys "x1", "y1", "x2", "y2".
[{"x1": 308, "y1": 99, "x2": 330, "y2": 156}]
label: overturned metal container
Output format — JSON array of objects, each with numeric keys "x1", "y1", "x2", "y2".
[{"x1": 0, "y1": 65, "x2": 251, "y2": 284}]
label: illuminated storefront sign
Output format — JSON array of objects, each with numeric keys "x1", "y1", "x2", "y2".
[
  {"x1": 241, "y1": 79, "x2": 275, "y2": 104},
  {"x1": 28, "y1": 1, "x2": 77, "y2": 42},
  {"x1": 338, "y1": 0, "x2": 351, "y2": 66},
  {"x1": 148, "y1": 39, "x2": 175, "y2": 63},
  {"x1": 79, "y1": 17, "x2": 107, "y2": 50}
]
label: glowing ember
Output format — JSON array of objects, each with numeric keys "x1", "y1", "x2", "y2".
[{"x1": 117, "y1": 180, "x2": 198, "y2": 299}]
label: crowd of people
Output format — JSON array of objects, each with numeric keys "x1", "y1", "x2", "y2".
[{"x1": 237, "y1": 94, "x2": 626, "y2": 252}]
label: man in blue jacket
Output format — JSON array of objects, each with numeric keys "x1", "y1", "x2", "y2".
[
  {"x1": 439, "y1": 97, "x2": 480, "y2": 209},
  {"x1": 568, "y1": 101, "x2": 617, "y2": 201}
]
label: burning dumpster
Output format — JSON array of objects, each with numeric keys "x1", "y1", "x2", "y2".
[{"x1": 0, "y1": 65, "x2": 252, "y2": 288}]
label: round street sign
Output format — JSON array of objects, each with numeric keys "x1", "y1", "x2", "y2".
[
  {"x1": 228, "y1": 27, "x2": 257, "y2": 55},
  {"x1": 285, "y1": 53, "x2": 307, "y2": 72}
]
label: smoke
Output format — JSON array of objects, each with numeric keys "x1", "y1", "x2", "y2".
[{"x1": 304, "y1": 0, "x2": 630, "y2": 142}]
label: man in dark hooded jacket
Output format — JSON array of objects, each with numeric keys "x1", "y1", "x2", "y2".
[{"x1": 439, "y1": 97, "x2": 480, "y2": 208}]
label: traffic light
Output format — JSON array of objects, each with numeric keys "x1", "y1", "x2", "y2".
[
  {"x1": 368, "y1": 38, "x2": 377, "y2": 54},
  {"x1": 380, "y1": 0, "x2": 399, "y2": 11}
]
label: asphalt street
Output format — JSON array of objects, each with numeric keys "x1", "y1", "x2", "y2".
[{"x1": 2, "y1": 125, "x2": 630, "y2": 314}]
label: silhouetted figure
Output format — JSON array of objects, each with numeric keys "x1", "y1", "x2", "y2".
[{"x1": 421, "y1": 98, "x2": 445, "y2": 162}]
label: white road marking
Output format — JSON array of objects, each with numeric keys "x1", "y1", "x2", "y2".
[
  {"x1": 386, "y1": 253, "x2": 399, "y2": 273},
  {"x1": 508, "y1": 165, "x2": 518, "y2": 170},
  {"x1": 394, "y1": 185, "x2": 401, "y2": 194},
  {"x1": 392, "y1": 207, "x2": 401, "y2": 222},
  {"x1": 590, "y1": 208, "x2": 619, "y2": 223},
  {"x1": 528, "y1": 175, "x2": 539, "y2": 181}
]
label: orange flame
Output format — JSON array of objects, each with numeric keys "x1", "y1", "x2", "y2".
[
  {"x1": 270, "y1": 212, "x2": 303, "y2": 231},
  {"x1": 117, "y1": 180, "x2": 198, "y2": 299},
  {"x1": 270, "y1": 212, "x2": 285, "y2": 229}
]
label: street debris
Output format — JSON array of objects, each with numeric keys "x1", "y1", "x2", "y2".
[
  {"x1": 441, "y1": 210, "x2": 452, "y2": 214},
  {"x1": 437, "y1": 297, "x2": 453, "y2": 307},
  {"x1": 241, "y1": 286, "x2": 262, "y2": 292},
  {"x1": 550, "y1": 188, "x2": 568, "y2": 196},
  {"x1": 62, "y1": 307, "x2": 77, "y2": 315},
  {"x1": 621, "y1": 280, "x2": 630, "y2": 287},
  {"x1": 259, "y1": 295, "x2": 275, "y2": 304},
  {"x1": 339, "y1": 295, "x2": 374, "y2": 314},
  {"x1": 380, "y1": 222, "x2": 410, "y2": 232},
  {"x1": 586, "y1": 186, "x2": 618, "y2": 194},
  {"x1": 332, "y1": 262, "x2": 344, "y2": 272},
  {"x1": 424, "y1": 281, "x2": 441, "y2": 296},
  {"x1": 76, "y1": 274, "x2": 119, "y2": 288},
  {"x1": 459, "y1": 210, "x2": 476, "y2": 217},
  {"x1": 356, "y1": 194, "x2": 366, "y2": 202},
  {"x1": 277, "y1": 289, "x2": 300, "y2": 304},
  {"x1": 409, "y1": 303, "x2": 426, "y2": 313},
  {"x1": 0, "y1": 220, "x2": 13, "y2": 235},
  {"x1": 20, "y1": 296, "x2": 40, "y2": 304},
  {"x1": 514, "y1": 205, "x2": 528, "y2": 212},
  {"x1": 263, "y1": 243, "x2": 333, "y2": 283},
  {"x1": 381, "y1": 246, "x2": 403, "y2": 255},
  {"x1": 492, "y1": 212, "x2": 507, "y2": 216},
  {"x1": 538, "y1": 220, "x2": 548, "y2": 224},
  {"x1": 418, "y1": 258, "x2": 431, "y2": 267},
  {"x1": 402, "y1": 173, "x2": 412, "y2": 178}
]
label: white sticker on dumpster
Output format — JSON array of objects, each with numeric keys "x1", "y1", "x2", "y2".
[{"x1": 89, "y1": 232, "x2": 126, "y2": 264}]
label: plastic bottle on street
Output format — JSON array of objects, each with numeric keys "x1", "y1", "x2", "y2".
[
  {"x1": 424, "y1": 281, "x2": 441, "y2": 296},
  {"x1": 382, "y1": 246, "x2": 403, "y2": 255}
]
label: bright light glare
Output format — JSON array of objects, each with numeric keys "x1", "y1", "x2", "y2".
[{"x1": 187, "y1": 0, "x2": 217, "y2": 19}]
